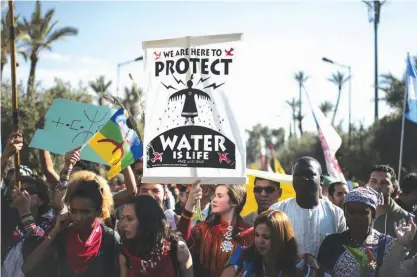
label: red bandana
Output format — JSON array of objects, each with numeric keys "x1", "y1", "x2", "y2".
[{"x1": 65, "y1": 219, "x2": 102, "y2": 274}]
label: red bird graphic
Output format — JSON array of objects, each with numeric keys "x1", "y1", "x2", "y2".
[
  {"x1": 154, "y1": 51, "x2": 161, "y2": 60},
  {"x1": 217, "y1": 152, "x2": 231, "y2": 164},
  {"x1": 225, "y1": 48, "x2": 234, "y2": 56},
  {"x1": 151, "y1": 152, "x2": 163, "y2": 163}
]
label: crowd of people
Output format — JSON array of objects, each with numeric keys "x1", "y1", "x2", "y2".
[{"x1": 1, "y1": 131, "x2": 417, "y2": 277}]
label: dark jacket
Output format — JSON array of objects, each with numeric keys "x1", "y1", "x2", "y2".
[{"x1": 374, "y1": 198, "x2": 412, "y2": 237}]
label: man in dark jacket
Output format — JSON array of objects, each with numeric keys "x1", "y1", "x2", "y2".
[
  {"x1": 367, "y1": 165, "x2": 413, "y2": 237},
  {"x1": 396, "y1": 173, "x2": 417, "y2": 216}
]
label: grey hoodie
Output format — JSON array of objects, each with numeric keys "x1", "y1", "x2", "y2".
[{"x1": 373, "y1": 198, "x2": 412, "y2": 237}]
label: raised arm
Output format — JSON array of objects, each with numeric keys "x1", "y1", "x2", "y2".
[
  {"x1": 177, "y1": 182, "x2": 202, "y2": 240},
  {"x1": 11, "y1": 188, "x2": 51, "y2": 237},
  {"x1": 22, "y1": 213, "x2": 70, "y2": 274},
  {"x1": 113, "y1": 166, "x2": 138, "y2": 207},
  {"x1": 1, "y1": 132, "x2": 23, "y2": 180},
  {"x1": 39, "y1": 150, "x2": 59, "y2": 187}
]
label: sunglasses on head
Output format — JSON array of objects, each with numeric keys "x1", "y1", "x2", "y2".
[{"x1": 254, "y1": 186, "x2": 276, "y2": 194}]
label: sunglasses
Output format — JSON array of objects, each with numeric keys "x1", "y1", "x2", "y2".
[{"x1": 254, "y1": 186, "x2": 276, "y2": 194}]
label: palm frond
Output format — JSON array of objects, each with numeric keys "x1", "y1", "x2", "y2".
[{"x1": 46, "y1": 27, "x2": 78, "y2": 44}]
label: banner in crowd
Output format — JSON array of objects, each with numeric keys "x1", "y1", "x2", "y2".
[
  {"x1": 29, "y1": 99, "x2": 115, "y2": 165},
  {"x1": 305, "y1": 89, "x2": 346, "y2": 183},
  {"x1": 83, "y1": 108, "x2": 143, "y2": 179},
  {"x1": 142, "y1": 33, "x2": 246, "y2": 184}
]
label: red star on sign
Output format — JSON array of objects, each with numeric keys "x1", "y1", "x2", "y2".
[
  {"x1": 217, "y1": 152, "x2": 231, "y2": 164},
  {"x1": 151, "y1": 152, "x2": 163, "y2": 163},
  {"x1": 225, "y1": 48, "x2": 234, "y2": 56}
]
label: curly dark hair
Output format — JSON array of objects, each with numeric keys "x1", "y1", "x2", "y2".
[{"x1": 122, "y1": 195, "x2": 182, "y2": 257}]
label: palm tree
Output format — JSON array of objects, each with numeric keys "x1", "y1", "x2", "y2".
[
  {"x1": 319, "y1": 101, "x2": 334, "y2": 118},
  {"x1": 1, "y1": 12, "x2": 28, "y2": 80},
  {"x1": 294, "y1": 71, "x2": 309, "y2": 135},
  {"x1": 286, "y1": 98, "x2": 298, "y2": 137},
  {"x1": 21, "y1": 1, "x2": 78, "y2": 98},
  {"x1": 328, "y1": 71, "x2": 350, "y2": 126},
  {"x1": 379, "y1": 56, "x2": 417, "y2": 113},
  {"x1": 122, "y1": 85, "x2": 144, "y2": 122},
  {"x1": 89, "y1": 76, "x2": 112, "y2": 106}
]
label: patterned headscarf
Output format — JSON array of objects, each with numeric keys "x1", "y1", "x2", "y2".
[{"x1": 344, "y1": 186, "x2": 384, "y2": 211}]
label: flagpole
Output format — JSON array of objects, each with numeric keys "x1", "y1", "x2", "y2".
[
  {"x1": 8, "y1": 0, "x2": 21, "y2": 188},
  {"x1": 397, "y1": 53, "x2": 409, "y2": 184}
]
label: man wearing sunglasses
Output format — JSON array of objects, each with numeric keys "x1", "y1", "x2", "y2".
[{"x1": 243, "y1": 177, "x2": 282, "y2": 226}]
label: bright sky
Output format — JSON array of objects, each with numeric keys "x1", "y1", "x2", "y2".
[{"x1": 5, "y1": 0, "x2": 417, "y2": 135}]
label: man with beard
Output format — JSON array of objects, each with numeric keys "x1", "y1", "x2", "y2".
[
  {"x1": 367, "y1": 165, "x2": 412, "y2": 237},
  {"x1": 270, "y1": 156, "x2": 346, "y2": 257}
]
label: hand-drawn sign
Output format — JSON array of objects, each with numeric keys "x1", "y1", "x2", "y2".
[{"x1": 29, "y1": 99, "x2": 115, "y2": 164}]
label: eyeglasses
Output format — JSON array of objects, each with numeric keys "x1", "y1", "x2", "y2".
[{"x1": 254, "y1": 186, "x2": 276, "y2": 194}]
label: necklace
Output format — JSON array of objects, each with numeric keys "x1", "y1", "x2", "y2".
[
  {"x1": 220, "y1": 225, "x2": 234, "y2": 252},
  {"x1": 139, "y1": 239, "x2": 171, "y2": 273}
]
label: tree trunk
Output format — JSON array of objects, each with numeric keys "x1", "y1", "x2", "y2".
[
  {"x1": 298, "y1": 84, "x2": 303, "y2": 135},
  {"x1": 27, "y1": 54, "x2": 38, "y2": 99},
  {"x1": 332, "y1": 86, "x2": 342, "y2": 126}
]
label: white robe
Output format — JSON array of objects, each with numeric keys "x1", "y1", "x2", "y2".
[{"x1": 270, "y1": 197, "x2": 346, "y2": 257}]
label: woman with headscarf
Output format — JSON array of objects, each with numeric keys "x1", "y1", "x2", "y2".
[
  {"x1": 222, "y1": 210, "x2": 318, "y2": 277},
  {"x1": 317, "y1": 187, "x2": 415, "y2": 277},
  {"x1": 179, "y1": 184, "x2": 253, "y2": 277}
]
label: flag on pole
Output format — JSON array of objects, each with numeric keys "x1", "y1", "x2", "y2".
[
  {"x1": 84, "y1": 108, "x2": 143, "y2": 179},
  {"x1": 405, "y1": 55, "x2": 417, "y2": 124},
  {"x1": 259, "y1": 136, "x2": 272, "y2": 172},
  {"x1": 305, "y1": 89, "x2": 346, "y2": 183},
  {"x1": 269, "y1": 143, "x2": 286, "y2": 174}
]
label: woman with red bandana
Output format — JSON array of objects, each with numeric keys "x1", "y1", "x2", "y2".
[
  {"x1": 22, "y1": 171, "x2": 120, "y2": 277},
  {"x1": 118, "y1": 195, "x2": 193, "y2": 277}
]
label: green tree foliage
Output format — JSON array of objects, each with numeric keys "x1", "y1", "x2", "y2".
[
  {"x1": 246, "y1": 124, "x2": 286, "y2": 165},
  {"x1": 21, "y1": 0, "x2": 78, "y2": 98},
  {"x1": 1, "y1": 79, "x2": 92, "y2": 172}
]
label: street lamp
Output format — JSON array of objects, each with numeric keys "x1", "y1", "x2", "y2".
[
  {"x1": 364, "y1": 0, "x2": 386, "y2": 122},
  {"x1": 322, "y1": 57, "x2": 352, "y2": 144},
  {"x1": 117, "y1": 56, "x2": 143, "y2": 97}
]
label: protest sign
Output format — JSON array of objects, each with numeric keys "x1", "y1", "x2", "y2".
[
  {"x1": 142, "y1": 33, "x2": 246, "y2": 184},
  {"x1": 29, "y1": 99, "x2": 115, "y2": 165}
]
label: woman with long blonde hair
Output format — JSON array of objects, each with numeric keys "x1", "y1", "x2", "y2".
[
  {"x1": 22, "y1": 171, "x2": 120, "y2": 277},
  {"x1": 222, "y1": 210, "x2": 318, "y2": 277}
]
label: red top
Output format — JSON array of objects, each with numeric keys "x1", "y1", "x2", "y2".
[
  {"x1": 178, "y1": 209, "x2": 254, "y2": 277},
  {"x1": 123, "y1": 240, "x2": 175, "y2": 277}
]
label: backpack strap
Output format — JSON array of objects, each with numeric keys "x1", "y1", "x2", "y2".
[
  {"x1": 375, "y1": 234, "x2": 387, "y2": 277},
  {"x1": 170, "y1": 239, "x2": 180, "y2": 277}
]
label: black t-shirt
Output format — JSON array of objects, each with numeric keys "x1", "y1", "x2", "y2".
[{"x1": 54, "y1": 224, "x2": 121, "y2": 277}]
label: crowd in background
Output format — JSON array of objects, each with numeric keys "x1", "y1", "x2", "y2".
[{"x1": 1, "y1": 131, "x2": 417, "y2": 277}]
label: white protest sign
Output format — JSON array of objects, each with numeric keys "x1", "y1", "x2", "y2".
[{"x1": 142, "y1": 33, "x2": 246, "y2": 184}]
